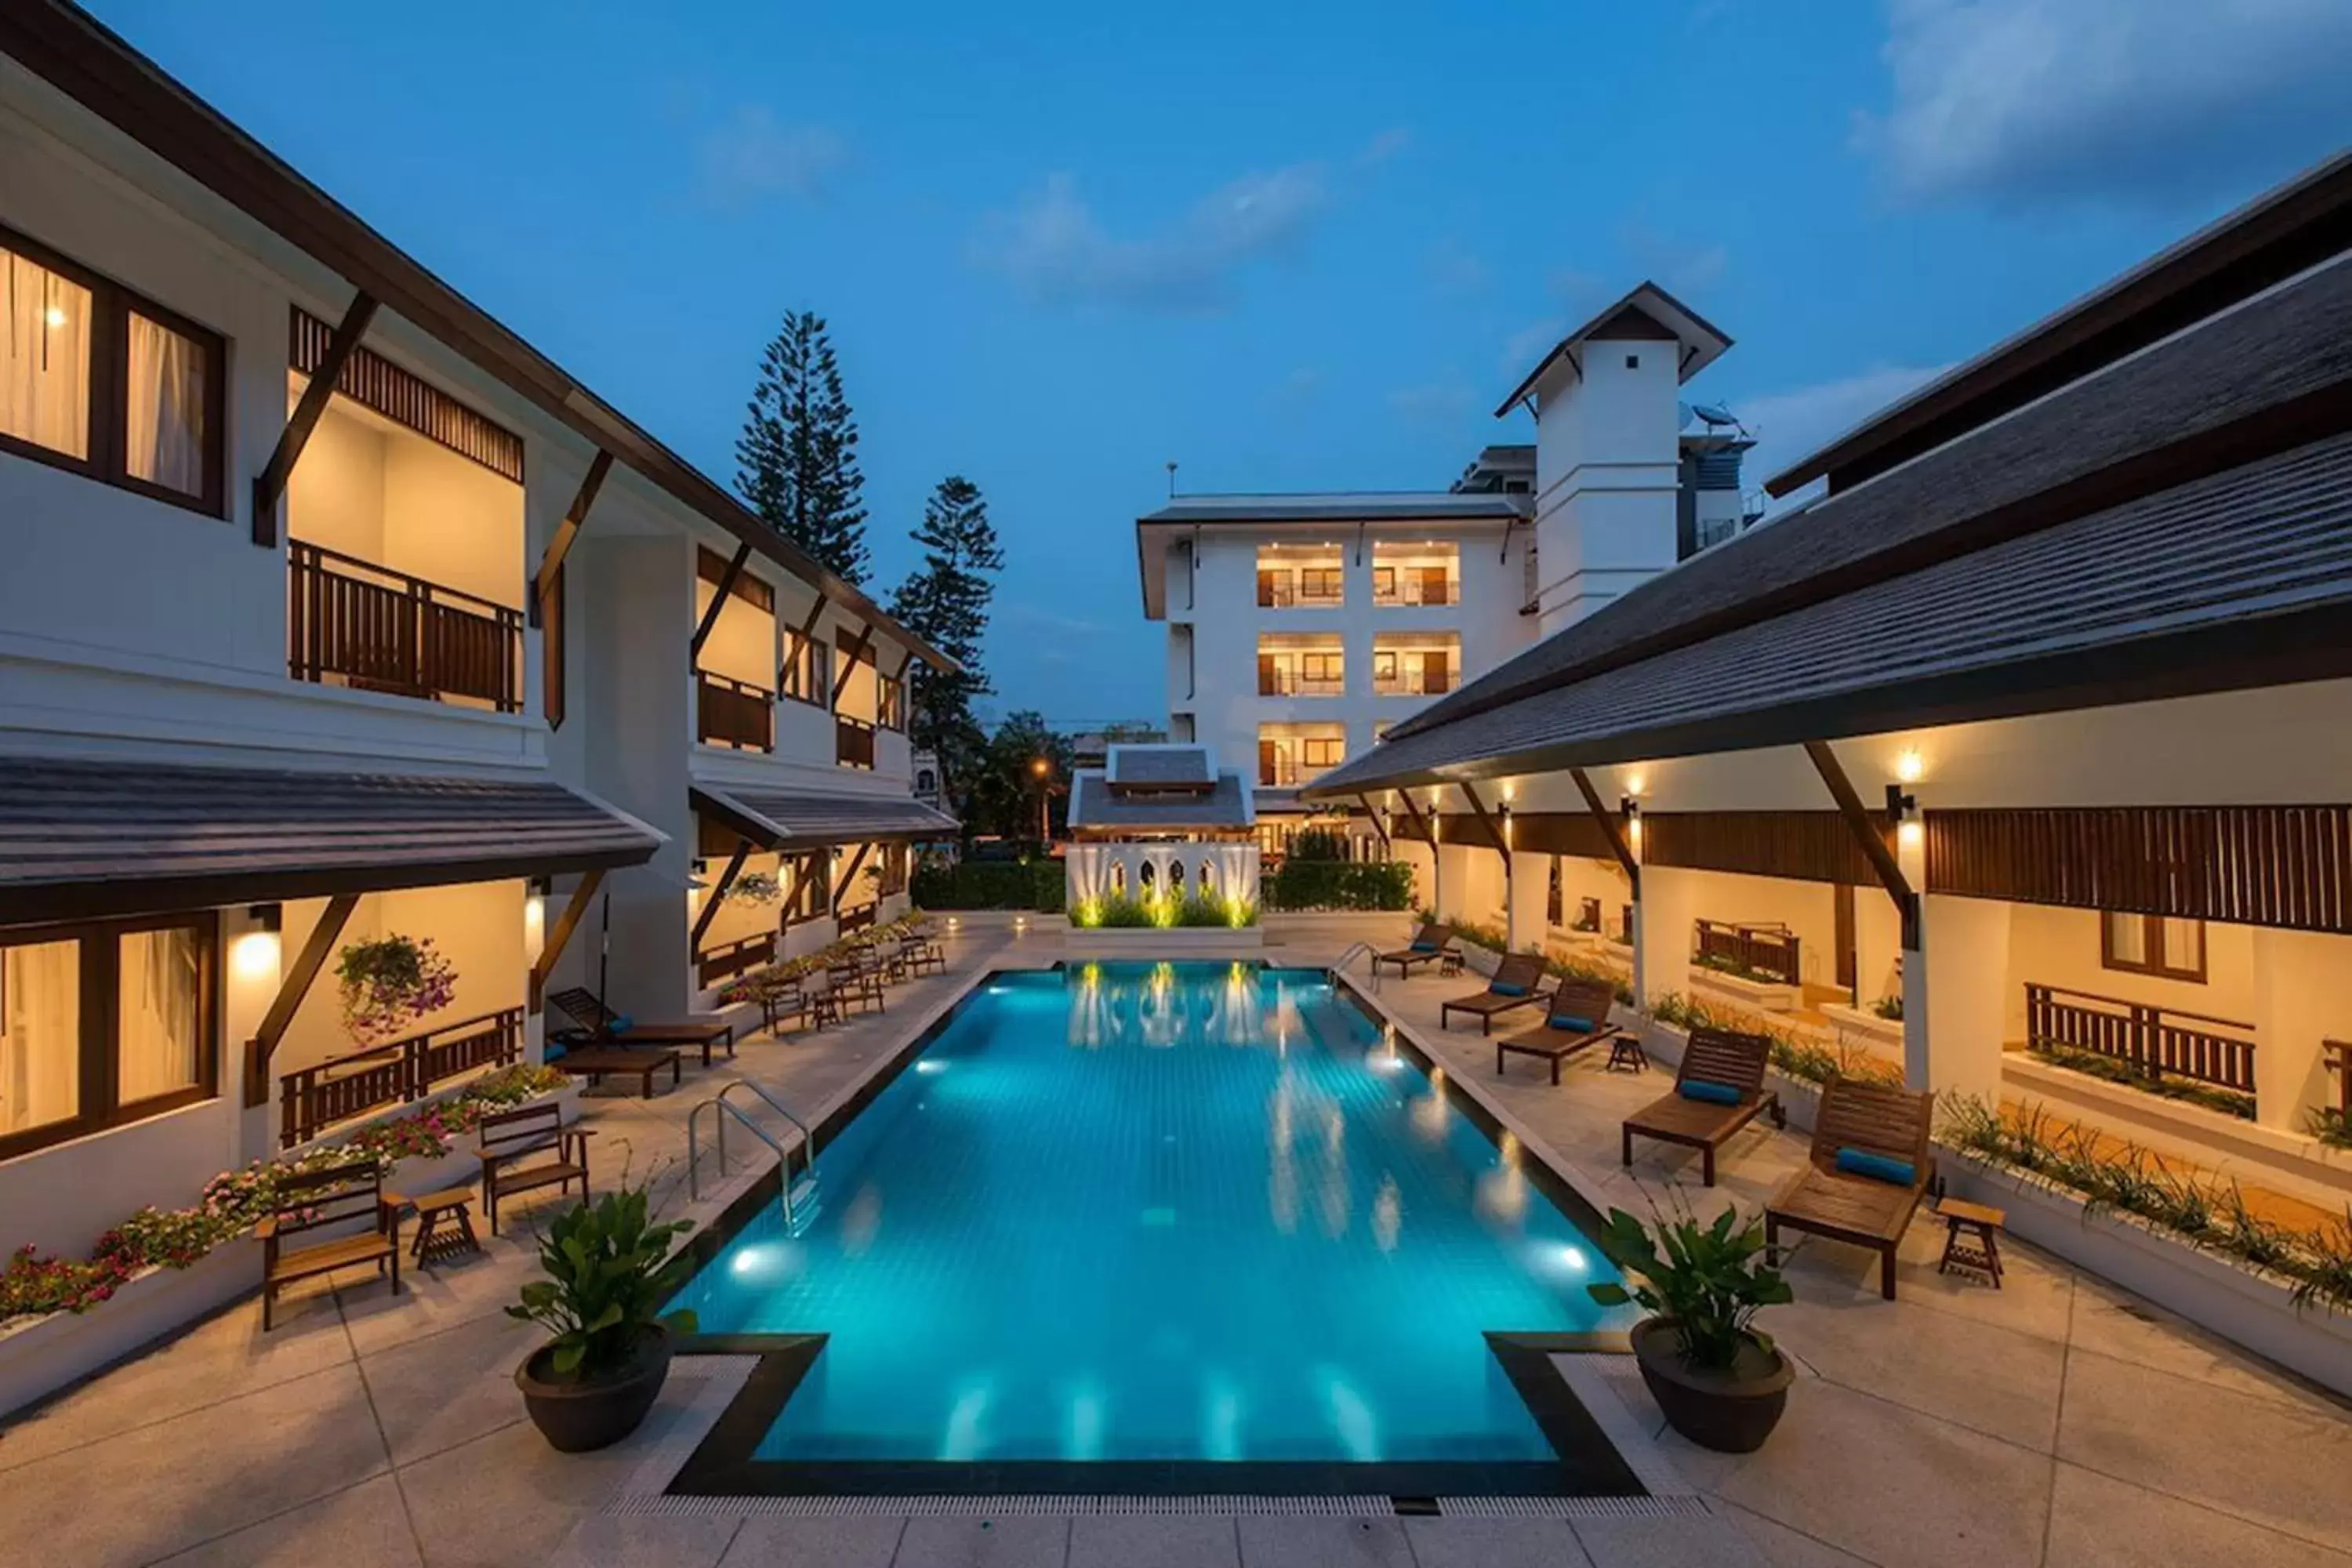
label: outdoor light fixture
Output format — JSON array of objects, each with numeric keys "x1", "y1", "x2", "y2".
[
  {"x1": 1885, "y1": 783, "x2": 1917, "y2": 820},
  {"x1": 231, "y1": 905, "x2": 283, "y2": 985},
  {"x1": 1619, "y1": 797, "x2": 1642, "y2": 820},
  {"x1": 1894, "y1": 749, "x2": 1926, "y2": 785},
  {"x1": 1624, "y1": 772, "x2": 1648, "y2": 797},
  {"x1": 44, "y1": 307, "x2": 67, "y2": 328}
]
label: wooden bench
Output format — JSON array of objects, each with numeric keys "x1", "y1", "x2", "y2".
[
  {"x1": 477, "y1": 1102, "x2": 595, "y2": 1236},
  {"x1": 1621, "y1": 1027, "x2": 1784, "y2": 1186},
  {"x1": 1766, "y1": 1078, "x2": 1936, "y2": 1300},
  {"x1": 550, "y1": 1043, "x2": 679, "y2": 1099},
  {"x1": 260, "y1": 1163, "x2": 404, "y2": 1330}
]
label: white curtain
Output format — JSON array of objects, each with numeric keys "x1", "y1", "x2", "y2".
[
  {"x1": 2, "y1": 939, "x2": 81, "y2": 1135},
  {"x1": 126, "y1": 312, "x2": 206, "y2": 496},
  {"x1": 1, "y1": 249, "x2": 92, "y2": 459},
  {"x1": 118, "y1": 927, "x2": 201, "y2": 1103}
]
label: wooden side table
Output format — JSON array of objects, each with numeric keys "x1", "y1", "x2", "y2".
[
  {"x1": 1438, "y1": 949, "x2": 1466, "y2": 978},
  {"x1": 1605, "y1": 1033, "x2": 1648, "y2": 1074},
  {"x1": 409, "y1": 1188, "x2": 483, "y2": 1265},
  {"x1": 1937, "y1": 1197, "x2": 2006, "y2": 1287}
]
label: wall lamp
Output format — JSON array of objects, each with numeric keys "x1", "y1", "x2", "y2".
[
  {"x1": 1618, "y1": 797, "x2": 1642, "y2": 820},
  {"x1": 1884, "y1": 783, "x2": 1918, "y2": 822}
]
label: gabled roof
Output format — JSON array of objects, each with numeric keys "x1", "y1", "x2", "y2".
[
  {"x1": 1069, "y1": 771, "x2": 1255, "y2": 833},
  {"x1": 1138, "y1": 492, "x2": 1528, "y2": 528},
  {"x1": 1767, "y1": 150, "x2": 2352, "y2": 499},
  {"x1": 1105, "y1": 744, "x2": 1215, "y2": 789},
  {"x1": 1494, "y1": 281, "x2": 1733, "y2": 416},
  {"x1": 0, "y1": 0, "x2": 956, "y2": 673},
  {"x1": 689, "y1": 784, "x2": 958, "y2": 848},
  {"x1": 0, "y1": 757, "x2": 662, "y2": 923}
]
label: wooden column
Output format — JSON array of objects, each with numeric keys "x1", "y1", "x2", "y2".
[{"x1": 245, "y1": 893, "x2": 358, "y2": 1105}]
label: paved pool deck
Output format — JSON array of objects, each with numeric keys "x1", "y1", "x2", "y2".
[{"x1": 1, "y1": 917, "x2": 2345, "y2": 1567}]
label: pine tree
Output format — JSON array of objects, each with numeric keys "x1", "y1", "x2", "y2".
[
  {"x1": 890, "y1": 477, "x2": 1002, "y2": 826},
  {"x1": 735, "y1": 310, "x2": 870, "y2": 583}
]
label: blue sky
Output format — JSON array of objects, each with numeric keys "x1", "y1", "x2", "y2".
[{"x1": 92, "y1": 0, "x2": 2352, "y2": 725}]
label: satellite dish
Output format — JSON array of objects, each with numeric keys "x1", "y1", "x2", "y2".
[
  {"x1": 1691, "y1": 401, "x2": 1738, "y2": 427},
  {"x1": 1676, "y1": 401, "x2": 1694, "y2": 431}
]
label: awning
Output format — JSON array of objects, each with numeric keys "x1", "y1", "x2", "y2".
[
  {"x1": 690, "y1": 783, "x2": 959, "y2": 849},
  {"x1": 0, "y1": 757, "x2": 664, "y2": 924},
  {"x1": 1307, "y1": 432, "x2": 2352, "y2": 797}
]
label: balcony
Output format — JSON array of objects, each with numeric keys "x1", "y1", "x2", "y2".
[
  {"x1": 2025, "y1": 983, "x2": 2257, "y2": 1098},
  {"x1": 697, "y1": 671, "x2": 775, "y2": 752},
  {"x1": 1373, "y1": 574, "x2": 1457, "y2": 608},
  {"x1": 837, "y1": 713, "x2": 877, "y2": 770},
  {"x1": 1694, "y1": 918, "x2": 1802, "y2": 986},
  {"x1": 287, "y1": 541, "x2": 523, "y2": 712},
  {"x1": 278, "y1": 1007, "x2": 523, "y2": 1148},
  {"x1": 1258, "y1": 666, "x2": 1345, "y2": 697},
  {"x1": 1372, "y1": 664, "x2": 1456, "y2": 697}
]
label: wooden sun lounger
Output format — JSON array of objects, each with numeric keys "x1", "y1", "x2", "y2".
[
  {"x1": 1371, "y1": 922, "x2": 1457, "y2": 978},
  {"x1": 1495, "y1": 978, "x2": 1624, "y2": 1085},
  {"x1": 1766, "y1": 1077, "x2": 1936, "y2": 1300},
  {"x1": 550, "y1": 988, "x2": 736, "y2": 1067},
  {"x1": 1438, "y1": 953, "x2": 1551, "y2": 1034},
  {"x1": 1621, "y1": 1027, "x2": 1784, "y2": 1185},
  {"x1": 550, "y1": 1044, "x2": 681, "y2": 1099}
]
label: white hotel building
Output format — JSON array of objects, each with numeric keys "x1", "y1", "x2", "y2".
[
  {"x1": 1135, "y1": 284, "x2": 1752, "y2": 860},
  {"x1": 0, "y1": 2, "x2": 951, "y2": 1266}
]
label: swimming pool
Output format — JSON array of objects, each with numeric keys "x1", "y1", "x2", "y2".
[{"x1": 671, "y1": 964, "x2": 1635, "y2": 1490}]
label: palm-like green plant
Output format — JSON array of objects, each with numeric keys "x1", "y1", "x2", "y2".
[
  {"x1": 1587, "y1": 1205, "x2": 1792, "y2": 1373},
  {"x1": 508, "y1": 1189, "x2": 698, "y2": 1380}
]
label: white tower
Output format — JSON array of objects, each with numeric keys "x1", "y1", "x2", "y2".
[{"x1": 1499, "y1": 283, "x2": 1731, "y2": 637}]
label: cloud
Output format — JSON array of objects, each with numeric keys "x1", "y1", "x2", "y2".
[
  {"x1": 1423, "y1": 238, "x2": 1489, "y2": 295},
  {"x1": 697, "y1": 107, "x2": 847, "y2": 204},
  {"x1": 1388, "y1": 379, "x2": 1475, "y2": 428},
  {"x1": 1856, "y1": 0, "x2": 2352, "y2": 208},
  {"x1": 1735, "y1": 362, "x2": 1954, "y2": 507},
  {"x1": 999, "y1": 601, "x2": 1110, "y2": 637},
  {"x1": 974, "y1": 165, "x2": 1329, "y2": 312},
  {"x1": 1619, "y1": 221, "x2": 1728, "y2": 296},
  {"x1": 1359, "y1": 127, "x2": 1413, "y2": 166}
]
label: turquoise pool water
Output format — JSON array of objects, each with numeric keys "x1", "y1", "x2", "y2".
[{"x1": 673, "y1": 964, "x2": 1628, "y2": 1465}]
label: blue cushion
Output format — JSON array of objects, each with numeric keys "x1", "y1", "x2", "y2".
[
  {"x1": 609, "y1": 1013, "x2": 634, "y2": 1034},
  {"x1": 544, "y1": 1041, "x2": 568, "y2": 1063},
  {"x1": 1490, "y1": 982, "x2": 1527, "y2": 997},
  {"x1": 1678, "y1": 1079, "x2": 1742, "y2": 1105},
  {"x1": 1835, "y1": 1147, "x2": 1918, "y2": 1187},
  {"x1": 1548, "y1": 1014, "x2": 1597, "y2": 1033},
  {"x1": 1409, "y1": 940, "x2": 1438, "y2": 953}
]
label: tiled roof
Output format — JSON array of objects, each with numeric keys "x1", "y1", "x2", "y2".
[
  {"x1": 1069, "y1": 771, "x2": 1255, "y2": 832},
  {"x1": 0, "y1": 757, "x2": 662, "y2": 922},
  {"x1": 1308, "y1": 431, "x2": 2352, "y2": 793},
  {"x1": 1106, "y1": 745, "x2": 1214, "y2": 788},
  {"x1": 1138, "y1": 492, "x2": 1528, "y2": 526},
  {"x1": 690, "y1": 784, "x2": 959, "y2": 848}
]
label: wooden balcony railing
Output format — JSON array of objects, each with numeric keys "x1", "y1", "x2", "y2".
[
  {"x1": 837, "y1": 713, "x2": 877, "y2": 770},
  {"x1": 1694, "y1": 918, "x2": 1802, "y2": 985},
  {"x1": 1374, "y1": 576, "x2": 1457, "y2": 608},
  {"x1": 1372, "y1": 666, "x2": 1456, "y2": 697},
  {"x1": 697, "y1": 931, "x2": 776, "y2": 988},
  {"x1": 278, "y1": 1006, "x2": 524, "y2": 1148},
  {"x1": 288, "y1": 541, "x2": 523, "y2": 711},
  {"x1": 2024, "y1": 983, "x2": 2256, "y2": 1094},
  {"x1": 1574, "y1": 895, "x2": 1602, "y2": 933},
  {"x1": 698, "y1": 670, "x2": 775, "y2": 751},
  {"x1": 1258, "y1": 669, "x2": 1345, "y2": 696}
]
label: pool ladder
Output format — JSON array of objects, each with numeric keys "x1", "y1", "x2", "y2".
[
  {"x1": 687, "y1": 1080, "x2": 818, "y2": 1229},
  {"x1": 1332, "y1": 942, "x2": 1382, "y2": 991}
]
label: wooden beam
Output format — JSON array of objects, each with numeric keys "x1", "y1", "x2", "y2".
[
  {"x1": 775, "y1": 852, "x2": 813, "y2": 928},
  {"x1": 1393, "y1": 787, "x2": 1437, "y2": 844},
  {"x1": 1457, "y1": 781, "x2": 1510, "y2": 869},
  {"x1": 779, "y1": 592, "x2": 830, "y2": 694},
  {"x1": 1803, "y1": 740, "x2": 1921, "y2": 950},
  {"x1": 1569, "y1": 768, "x2": 1642, "y2": 894},
  {"x1": 831, "y1": 842, "x2": 873, "y2": 916},
  {"x1": 690, "y1": 839, "x2": 753, "y2": 954},
  {"x1": 531, "y1": 449, "x2": 610, "y2": 628},
  {"x1": 253, "y1": 291, "x2": 377, "y2": 546},
  {"x1": 830, "y1": 621, "x2": 878, "y2": 705},
  {"x1": 245, "y1": 893, "x2": 358, "y2": 1105},
  {"x1": 1356, "y1": 792, "x2": 1392, "y2": 852},
  {"x1": 528, "y1": 869, "x2": 604, "y2": 1013},
  {"x1": 691, "y1": 541, "x2": 753, "y2": 662}
]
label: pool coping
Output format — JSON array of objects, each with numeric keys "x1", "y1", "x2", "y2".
[{"x1": 659, "y1": 960, "x2": 1693, "y2": 1505}]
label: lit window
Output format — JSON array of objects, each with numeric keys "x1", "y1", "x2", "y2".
[
  {"x1": 119, "y1": 925, "x2": 205, "y2": 1103},
  {"x1": 2101, "y1": 912, "x2": 2205, "y2": 983},
  {"x1": 1, "y1": 938, "x2": 82, "y2": 1135},
  {"x1": 1, "y1": 248, "x2": 93, "y2": 460},
  {"x1": 125, "y1": 313, "x2": 211, "y2": 498}
]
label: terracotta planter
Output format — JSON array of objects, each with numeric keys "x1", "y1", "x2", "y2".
[
  {"x1": 1630, "y1": 1317, "x2": 1793, "y2": 1454},
  {"x1": 515, "y1": 1325, "x2": 673, "y2": 1453}
]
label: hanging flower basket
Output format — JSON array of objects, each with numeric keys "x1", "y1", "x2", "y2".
[
  {"x1": 336, "y1": 934, "x2": 459, "y2": 1044},
  {"x1": 726, "y1": 872, "x2": 782, "y2": 906}
]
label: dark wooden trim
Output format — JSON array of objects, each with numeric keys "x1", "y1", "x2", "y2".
[
  {"x1": 697, "y1": 543, "x2": 775, "y2": 612},
  {"x1": 528, "y1": 869, "x2": 604, "y2": 1014},
  {"x1": 830, "y1": 843, "x2": 873, "y2": 917},
  {"x1": 1569, "y1": 768, "x2": 1641, "y2": 894},
  {"x1": 1392, "y1": 787, "x2": 1438, "y2": 849},
  {"x1": 2100, "y1": 912, "x2": 2209, "y2": 983},
  {"x1": 246, "y1": 892, "x2": 356, "y2": 1105},
  {"x1": 779, "y1": 593, "x2": 831, "y2": 702},
  {"x1": 1641, "y1": 811, "x2": 1890, "y2": 887},
  {"x1": 1457, "y1": 781, "x2": 1509, "y2": 869},
  {"x1": 253, "y1": 291, "x2": 376, "y2": 546},
  {"x1": 289, "y1": 305, "x2": 523, "y2": 481},
  {"x1": 1504, "y1": 812, "x2": 1614, "y2": 860},
  {"x1": 1804, "y1": 742, "x2": 1918, "y2": 950},
  {"x1": 532, "y1": 449, "x2": 609, "y2": 629},
  {"x1": 775, "y1": 854, "x2": 817, "y2": 929},
  {"x1": 691, "y1": 839, "x2": 753, "y2": 954},
  {"x1": 690, "y1": 542, "x2": 754, "y2": 662},
  {"x1": 830, "y1": 621, "x2": 877, "y2": 705},
  {"x1": 1356, "y1": 793, "x2": 1392, "y2": 851}
]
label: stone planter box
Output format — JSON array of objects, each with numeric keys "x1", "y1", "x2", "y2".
[
  {"x1": 1690, "y1": 967, "x2": 1802, "y2": 1013},
  {"x1": 1820, "y1": 1001, "x2": 1903, "y2": 1047},
  {"x1": 0, "y1": 1082, "x2": 580, "y2": 1422},
  {"x1": 1940, "y1": 1149, "x2": 2352, "y2": 1399}
]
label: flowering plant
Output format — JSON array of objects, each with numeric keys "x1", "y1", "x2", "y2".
[
  {"x1": 726, "y1": 872, "x2": 782, "y2": 906},
  {"x1": 336, "y1": 934, "x2": 459, "y2": 1044}
]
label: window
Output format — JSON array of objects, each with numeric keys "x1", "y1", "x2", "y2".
[
  {"x1": 1298, "y1": 652, "x2": 1343, "y2": 693},
  {"x1": 1, "y1": 229, "x2": 224, "y2": 515},
  {"x1": 877, "y1": 671, "x2": 906, "y2": 731},
  {"x1": 0, "y1": 913, "x2": 216, "y2": 1160},
  {"x1": 1298, "y1": 567, "x2": 1343, "y2": 604},
  {"x1": 1301, "y1": 736, "x2": 1345, "y2": 771},
  {"x1": 780, "y1": 628, "x2": 831, "y2": 706},
  {"x1": 2101, "y1": 913, "x2": 2207, "y2": 983}
]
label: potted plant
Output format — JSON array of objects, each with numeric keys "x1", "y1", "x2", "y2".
[
  {"x1": 335, "y1": 933, "x2": 458, "y2": 1044},
  {"x1": 1588, "y1": 1203, "x2": 1795, "y2": 1453},
  {"x1": 509, "y1": 1188, "x2": 698, "y2": 1452}
]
